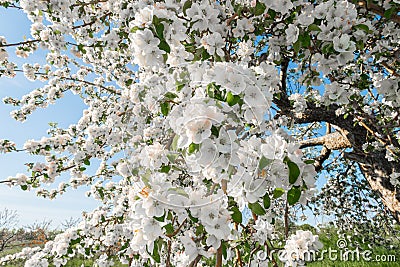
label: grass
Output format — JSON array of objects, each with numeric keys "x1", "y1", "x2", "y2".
[
  {"x1": 0, "y1": 225, "x2": 398, "y2": 266},
  {"x1": 64, "y1": 257, "x2": 128, "y2": 267},
  {"x1": 305, "y1": 226, "x2": 400, "y2": 267}
]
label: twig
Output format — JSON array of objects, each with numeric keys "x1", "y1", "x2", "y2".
[
  {"x1": 248, "y1": 244, "x2": 261, "y2": 266},
  {"x1": 0, "y1": 39, "x2": 39, "y2": 48},
  {"x1": 188, "y1": 254, "x2": 202, "y2": 267},
  {"x1": 234, "y1": 223, "x2": 243, "y2": 267},
  {"x1": 166, "y1": 218, "x2": 187, "y2": 238},
  {"x1": 284, "y1": 203, "x2": 289, "y2": 238},
  {"x1": 215, "y1": 245, "x2": 223, "y2": 267}
]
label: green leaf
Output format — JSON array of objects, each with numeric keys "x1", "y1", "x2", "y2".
[
  {"x1": 158, "y1": 40, "x2": 171, "y2": 53},
  {"x1": 176, "y1": 82, "x2": 185, "y2": 91},
  {"x1": 293, "y1": 40, "x2": 301, "y2": 53},
  {"x1": 77, "y1": 43, "x2": 86, "y2": 54},
  {"x1": 130, "y1": 26, "x2": 140, "y2": 33},
  {"x1": 300, "y1": 34, "x2": 311, "y2": 48},
  {"x1": 222, "y1": 241, "x2": 228, "y2": 259},
  {"x1": 141, "y1": 169, "x2": 151, "y2": 186},
  {"x1": 126, "y1": 79, "x2": 133, "y2": 86},
  {"x1": 167, "y1": 211, "x2": 173, "y2": 221},
  {"x1": 188, "y1": 213, "x2": 199, "y2": 223},
  {"x1": 164, "y1": 92, "x2": 178, "y2": 99},
  {"x1": 98, "y1": 188, "x2": 104, "y2": 199},
  {"x1": 183, "y1": 0, "x2": 192, "y2": 16},
  {"x1": 308, "y1": 24, "x2": 321, "y2": 32},
  {"x1": 268, "y1": 9, "x2": 276, "y2": 19},
  {"x1": 287, "y1": 186, "x2": 301, "y2": 205},
  {"x1": 211, "y1": 125, "x2": 220, "y2": 137},
  {"x1": 188, "y1": 143, "x2": 199, "y2": 154},
  {"x1": 286, "y1": 159, "x2": 300, "y2": 184},
  {"x1": 195, "y1": 224, "x2": 204, "y2": 235},
  {"x1": 384, "y1": 7, "x2": 395, "y2": 19},
  {"x1": 304, "y1": 159, "x2": 314, "y2": 164},
  {"x1": 84, "y1": 159, "x2": 90, "y2": 166},
  {"x1": 160, "y1": 165, "x2": 171, "y2": 173},
  {"x1": 226, "y1": 91, "x2": 235, "y2": 106},
  {"x1": 201, "y1": 48, "x2": 210, "y2": 60},
  {"x1": 154, "y1": 214, "x2": 165, "y2": 222},
  {"x1": 273, "y1": 188, "x2": 285, "y2": 198},
  {"x1": 354, "y1": 24, "x2": 370, "y2": 33},
  {"x1": 155, "y1": 23, "x2": 164, "y2": 39},
  {"x1": 79, "y1": 167, "x2": 86, "y2": 171},
  {"x1": 152, "y1": 240, "x2": 161, "y2": 263},
  {"x1": 322, "y1": 43, "x2": 334, "y2": 54},
  {"x1": 167, "y1": 153, "x2": 178, "y2": 163},
  {"x1": 231, "y1": 206, "x2": 242, "y2": 223},
  {"x1": 170, "y1": 135, "x2": 179, "y2": 151},
  {"x1": 164, "y1": 223, "x2": 174, "y2": 235},
  {"x1": 263, "y1": 193, "x2": 271, "y2": 209},
  {"x1": 152, "y1": 15, "x2": 160, "y2": 25},
  {"x1": 70, "y1": 238, "x2": 81, "y2": 246},
  {"x1": 20, "y1": 185, "x2": 28, "y2": 191},
  {"x1": 254, "y1": 1, "x2": 266, "y2": 16},
  {"x1": 226, "y1": 91, "x2": 241, "y2": 106},
  {"x1": 258, "y1": 156, "x2": 271, "y2": 170},
  {"x1": 356, "y1": 40, "x2": 365, "y2": 50},
  {"x1": 248, "y1": 202, "x2": 266, "y2": 215},
  {"x1": 160, "y1": 102, "x2": 170, "y2": 116},
  {"x1": 162, "y1": 53, "x2": 168, "y2": 63}
]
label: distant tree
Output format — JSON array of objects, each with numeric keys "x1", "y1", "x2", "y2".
[
  {"x1": 0, "y1": 208, "x2": 20, "y2": 252},
  {"x1": 60, "y1": 217, "x2": 80, "y2": 230},
  {"x1": 24, "y1": 219, "x2": 53, "y2": 245}
]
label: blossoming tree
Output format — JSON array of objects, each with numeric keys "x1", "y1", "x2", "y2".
[{"x1": 0, "y1": 0, "x2": 399, "y2": 266}]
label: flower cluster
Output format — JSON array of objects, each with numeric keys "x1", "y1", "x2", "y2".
[
  {"x1": 0, "y1": 139, "x2": 16, "y2": 153},
  {"x1": 280, "y1": 230, "x2": 323, "y2": 267}
]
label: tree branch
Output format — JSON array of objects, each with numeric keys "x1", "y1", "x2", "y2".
[
  {"x1": 189, "y1": 255, "x2": 202, "y2": 267},
  {"x1": 352, "y1": 0, "x2": 400, "y2": 24},
  {"x1": 314, "y1": 146, "x2": 331, "y2": 172},
  {"x1": 299, "y1": 131, "x2": 351, "y2": 150},
  {"x1": 0, "y1": 39, "x2": 39, "y2": 48},
  {"x1": 216, "y1": 245, "x2": 223, "y2": 267}
]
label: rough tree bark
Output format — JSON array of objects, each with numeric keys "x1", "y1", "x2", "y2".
[
  {"x1": 276, "y1": 93, "x2": 400, "y2": 223},
  {"x1": 273, "y1": 58, "x2": 400, "y2": 223}
]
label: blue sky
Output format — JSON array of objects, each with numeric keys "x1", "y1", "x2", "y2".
[{"x1": 0, "y1": 7, "x2": 97, "y2": 228}]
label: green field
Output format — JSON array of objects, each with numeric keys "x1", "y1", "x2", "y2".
[{"x1": 1, "y1": 227, "x2": 398, "y2": 267}]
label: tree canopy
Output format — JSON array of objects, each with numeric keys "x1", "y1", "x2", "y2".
[{"x1": 0, "y1": 0, "x2": 399, "y2": 266}]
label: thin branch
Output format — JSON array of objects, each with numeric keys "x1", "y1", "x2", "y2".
[
  {"x1": 284, "y1": 203, "x2": 289, "y2": 238},
  {"x1": 234, "y1": 223, "x2": 243, "y2": 267},
  {"x1": 72, "y1": 12, "x2": 112, "y2": 30},
  {"x1": 352, "y1": 0, "x2": 400, "y2": 24},
  {"x1": 65, "y1": 77, "x2": 121, "y2": 95},
  {"x1": 166, "y1": 218, "x2": 187, "y2": 238},
  {"x1": 381, "y1": 62, "x2": 400, "y2": 77},
  {"x1": 215, "y1": 245, "x2": 223, "y2": 267},
  {"x1": 166, "y1": 240, "x2": 172, "y2": 267},
  {"x1": 248, "y1": 244, "x2": 261, "y2": 266},
  {"x1": 265, "y1": 241, "x2": 279, "y2": 267},
  {"x1": 0, "y1": 39, "x2": 39, "y2": 48},
  {"x1": 314, "y1": 146, "x2": 332, "y2": 172},
  {"x1": 188, "y1": 255, "x2": 202, "y2": 267}
]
